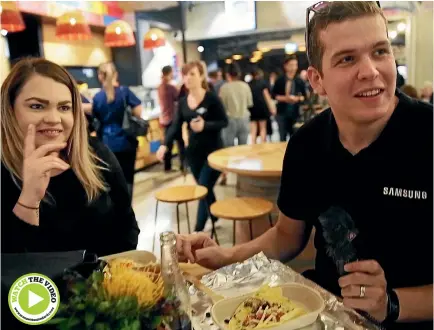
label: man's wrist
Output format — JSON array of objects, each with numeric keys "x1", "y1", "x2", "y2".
[{"x1": 384, "y1": 289, "x2": 400, "y2": 325}]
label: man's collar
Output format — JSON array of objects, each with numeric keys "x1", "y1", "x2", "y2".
[{"x1": 325, "y1": 89, "x2": 405, "y2": 154}]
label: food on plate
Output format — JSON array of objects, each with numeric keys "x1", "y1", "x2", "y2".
[
  {"x1": 228, "y1": 285, "x2": 307, "y2": 330},
  {"x1": 102, "y1": 258, "x2": 164, "y2": 307}
]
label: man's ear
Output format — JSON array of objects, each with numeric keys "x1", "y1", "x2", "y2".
[{"x1": 307, "y1": 66, "x2": 326, "y2": 96}]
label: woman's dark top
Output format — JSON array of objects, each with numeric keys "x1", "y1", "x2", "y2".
[
  {"x1": 1, "y1": 137, "x2": 140, "y2": 257},
  {"x1": 165, "y1": 91, "x2": 228, "y2": 162},
  {"x1": 248, "y1": 79, "x2": 271, "y2": 121}
]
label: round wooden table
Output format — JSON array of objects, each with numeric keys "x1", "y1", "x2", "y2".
[{"x1": 208, "y1": 142, "x2": 287, "y2": 244}]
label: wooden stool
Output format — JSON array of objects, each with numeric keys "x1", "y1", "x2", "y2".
[
  {"x1": 210, "y1": 197, "x2": 274, "y2": 245},
  {"x1": 154, "y1": 185, "x2": 219, "y2": 251}
]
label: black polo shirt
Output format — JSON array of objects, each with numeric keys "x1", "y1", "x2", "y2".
[{"x1": 277, "y1": 90, "x2": 433, "y2": 330}]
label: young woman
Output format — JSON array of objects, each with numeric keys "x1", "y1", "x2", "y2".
[
  {"x1": 1, "y1": 58, "x2": 139, "y2": 256},
  {"x1": 248, "y1": 68, "x2": 276, "y2": 143},
  {"x1": 93, "y1": 62, "x2": 143, "y2": 199},
  {"x1": 156, "y1": 61, "x2": 228, "y2": 232}
]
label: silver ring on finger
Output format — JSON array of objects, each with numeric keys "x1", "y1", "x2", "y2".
[{"x1": 359, "y1": 285, "x2": 366, "y2": 298}]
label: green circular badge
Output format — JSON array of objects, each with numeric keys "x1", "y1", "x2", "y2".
[{"x1": 8, "y1": 273, "x2": 60, "y2": 325}]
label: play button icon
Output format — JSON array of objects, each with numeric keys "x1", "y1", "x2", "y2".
[{"x1": 28, "y1": 290, "x2": 44, "y2": 308}]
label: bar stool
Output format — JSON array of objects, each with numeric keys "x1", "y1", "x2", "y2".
[
  {"x1": 210, "y1": 197, "x2": 274, "y2": 245},
  {"x1": 153, "y1": 185, "x2": 219, "y2": 251}
]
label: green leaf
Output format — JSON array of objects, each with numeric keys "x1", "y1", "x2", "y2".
[
  {"x1": 85, "y1": 311, "x2": 96, "y2": 327},
  {"x1": 97, "y1": 301, "x2": 111, "y2": 313},
  {"x1": 76, "y1": 303, "x2": 86, "y2": 311},
  {"x1": 131, "y1": 319, "x2": 141, "y2": 330},
  {"x1": 46, "y1": 317, "x2": 69, "y2": 325},
  {"x1": 67, "y1": 317, "x2": 80, "y2": 327},
  {"x1": 94, "y1": 322, "x2": 110, "y2": 330}
]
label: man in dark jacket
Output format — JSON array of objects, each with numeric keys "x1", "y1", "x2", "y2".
[{"x1": 272, "y1": 55, "x2": 307, "y2": 141}]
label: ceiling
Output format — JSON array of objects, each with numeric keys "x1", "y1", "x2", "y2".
[{"x1": 116, "y1": 1, "x2": 178, "y2": 14}]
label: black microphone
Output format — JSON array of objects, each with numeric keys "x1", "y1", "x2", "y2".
[{"x1": 318, "y1": 206, "x2": 359, "y2": 276}]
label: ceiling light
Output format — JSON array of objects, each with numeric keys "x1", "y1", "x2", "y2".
[
  {"x1": 397, "y1": 22, "x2": 406, "y2": 32},
  {"x1": 388, "y1": 30, "x2": 397, "y2": 39},
  {"x1": 225, "y1": 59, "x2": 233, "y2": 64},
  {"x1": 197, "y1": 45, "x2": 204, "y2": 53},
  {"x1": 232, "y1": 54, "x2": 242, "y2": 60}
]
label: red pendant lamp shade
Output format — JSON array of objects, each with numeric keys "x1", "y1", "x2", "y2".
[
  {"x1": 143, "y1": 28, "x2": 166, "y2": 49},
  {"x1": 104, "y1": 20, "x2": 135, "y2": 47},
  {"x1": 56, "y1": 10, "x2": 92, "y2": 41},
  {"x1": 0, "y1": 1, "x2": 25, "y2": 33}
]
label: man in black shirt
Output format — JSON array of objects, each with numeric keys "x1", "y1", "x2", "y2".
[
  {"x1": 175, "y1": 2, "x2": 433, "y2": 329},
  {"x1": 272, "y1": 55, "x2": 307, "y2": 141}
]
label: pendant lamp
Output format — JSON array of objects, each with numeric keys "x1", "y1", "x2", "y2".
[
  {"x1": 104, "y1": 20, "x2": 135, "y2": 47},
  {"x1": 56, "y1": 10, "x2": 92, "y2": 41},
  {"x1": 0, "y1": 1, "x2": 25, "y2": 33},
  {"x1": 143, "y1": 28, "x2": 165, "y2": 49}
]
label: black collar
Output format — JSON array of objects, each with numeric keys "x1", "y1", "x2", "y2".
[{"x1": 324, "y1": 89, "x2": 409, "y2": 157}]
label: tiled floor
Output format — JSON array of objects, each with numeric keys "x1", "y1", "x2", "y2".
[{"x1": 131, "y1": 157, "x2": 316, "y2": 274}]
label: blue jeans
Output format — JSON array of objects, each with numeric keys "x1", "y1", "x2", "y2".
[{"x1": 189, "y1": 159, "x2": 221, "y2": 231}]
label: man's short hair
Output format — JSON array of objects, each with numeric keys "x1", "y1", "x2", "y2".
[
  {"x1": 162, "y1": 65, "x2": 173, "y2": 76},
  {"x1": 307, "y1": 1, "x2": 386, "y2": 73},
  {"x1": 226, "y1": 62, "x2": 241, "y2": 78},
  {"x1": 208, "y1": 71, "x2": 218, "y2": 79},
  {"x1": 284, "y1": 55, "x2": 298, "y2": 66}
]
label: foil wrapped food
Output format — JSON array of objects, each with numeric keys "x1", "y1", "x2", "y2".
[{"x1": 188, "y1": 253, "x2": 380, "y2": 330}]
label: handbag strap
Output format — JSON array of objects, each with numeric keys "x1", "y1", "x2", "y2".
[{"x1": 120, "y1": 86, "x2": 132, "y2": 114}]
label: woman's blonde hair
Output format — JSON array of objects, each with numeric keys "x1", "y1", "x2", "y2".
[
  {"x1": 1, "y1": 58, "x2": 107, "y2": 203},
  {"x1": 98, "y1": 62, "x2": 118, "y2": 103}
]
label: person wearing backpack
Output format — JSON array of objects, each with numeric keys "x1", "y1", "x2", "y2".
[{"x1": 92, "y1": 62, "x2": 143, "y2": 200}]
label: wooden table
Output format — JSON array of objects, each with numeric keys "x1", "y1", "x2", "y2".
[{"x1": 208, "y1": 142, "x2": 287, "y2": 244}]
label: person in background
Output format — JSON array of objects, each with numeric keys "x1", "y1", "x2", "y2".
[
  {"x1": 175, "y1": 2, "x2": 433, "y2": 329},
  {"x1": 219, "y1": 62, "x2": 253, "y2": 184},
  {"x1": 208, "y1": 69, "x2": 226, "y2": 95},
  {"x1": 400, "y1": 84, "x2": 419, "y2": 99},
  {"x1": 219, "y1": 62, "x2": 253, "y2": 147},
  {"x1": 248, "y1": 68, "x2": 276, "y2": 144},
  {"x1": 299, "y1": 69, "x2": 312, "y2": 97},
  {"x1": 1, "y1": 57, "x2": 139, "y2": 256},
  {"x1": 158, "y1": 65, "x2": 185, "y2": 172},
  {"x1": 420, "y1": 81, "x2": 433, "y2": 104},
  {"x1": 272, "y1": 55, "x2": 307, "y2": 141},
  {"x1": 156, "y1": 61, "x2": 228, "y2": 232},
  {"x1": 268, "y1": 70, "x2": 278, "y2": 91},
  {"x1": 179, "y1": 63, "x2": 215, "y2": 99},
  {"x1": 92, "y1": 62, "x2": 143, "y2": 200},
  {"x1": 395, "y1": 61, "x2": 405, "y2": 89}
]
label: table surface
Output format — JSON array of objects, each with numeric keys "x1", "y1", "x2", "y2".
[{"x1": 208, "y1": 142, "x2": 287, "y2": 177}]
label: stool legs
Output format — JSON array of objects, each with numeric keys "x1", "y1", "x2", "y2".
[
  {"x1": 176, "y1": 203, "x2": 181, "y2": 234},
  {"x1": 185, "y1": 202, "x2": 191, "y2": 234},
  {"x1": 249, "y1": 220, "x2": 253, "y2": 241},
  {"x1": 204, "y1": 199, "x2": 219, "y2": 245},
  {"x1": 153, "y1": 200, "x2": 159, "y2": 253},
  {"x1": 233, "y1": 221, "x2": 236, "y2": 246}
]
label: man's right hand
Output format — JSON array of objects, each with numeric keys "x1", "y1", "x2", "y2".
[{"x1": 176, "y1": 233, "x2": 232, "y2": 270}]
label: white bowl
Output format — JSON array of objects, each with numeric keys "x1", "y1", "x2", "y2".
[{"x1": 211, "y1": 283, "x2": 325, "y2": 330}]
